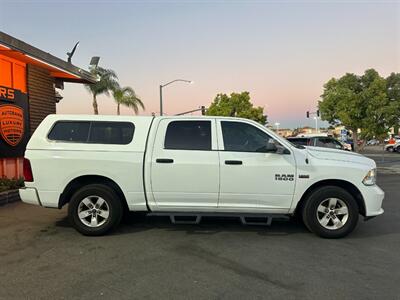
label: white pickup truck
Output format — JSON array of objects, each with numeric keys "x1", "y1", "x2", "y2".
[{"x1": 20, "y1": 115, "x2": 384, "y2": 238}]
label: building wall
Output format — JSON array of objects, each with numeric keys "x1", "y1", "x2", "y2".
[
  {"x1": 0, "y1": 54, "x2": 27, "y2": 178},
  {"x1": 27, "y1": 65, "x2": 56, "y2": 135},
  {"x1": 0, "y1": 63, "x2": 56, "y2": 178}
]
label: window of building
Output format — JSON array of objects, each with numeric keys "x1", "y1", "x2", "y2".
[{"x1": 164, "y1": 121, "x2": 211, "y2": 150}]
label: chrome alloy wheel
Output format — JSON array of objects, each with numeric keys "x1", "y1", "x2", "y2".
[
  {"x1": 316, "y1": 198, "x2": 349, "y2": 230},
  {"x1": 77, "y1": 196, "x2": 110, "y2": 227}
]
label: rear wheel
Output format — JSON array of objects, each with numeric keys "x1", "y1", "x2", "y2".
[
  {"x1": 68, "y1": 184, "x2": 123, "y2": 236},
  {"x1": 302, "y1": 186, "x2": 359, "y2": 238},
  {"x1": 387, "y1": 146, "x2": 394, "y2": 152}
]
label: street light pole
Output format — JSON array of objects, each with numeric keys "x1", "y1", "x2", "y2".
[
  {"x1": 306, "y1": 109, "x2": 320, "y2": 133},
  {"x1": 159, "y1": 85, "x2": 163, "y2": 116},
  {"x1": 159, "y1": 79, "x2": 193, "y2": 116},
  {"x1": 314, "y1": 116, "x2": 319, "y2": 133},
  {"x1": 274, "y1": 122, "x2": 280, "y2": 134}
]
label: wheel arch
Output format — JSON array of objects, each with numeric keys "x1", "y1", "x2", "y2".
[
  {"x1": 58, "y1": 175, "x2": 129, "y2": 211},
  {"x1": 295, "y1": 179, "x2": 366, "y2": 217}
]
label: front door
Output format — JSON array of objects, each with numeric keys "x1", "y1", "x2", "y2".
[
  {"x1": 217, "y1": 120, "x2": 296, "y2": 212},
  {"x1": 150, "y1": 119, "x2": 219, "y2": 209}
]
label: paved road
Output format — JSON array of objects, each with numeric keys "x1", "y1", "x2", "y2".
[
  {"x1": 0, "y1": 175, "x2": 399, "y2": 299},
  {"x1": 362, "y1": 145, "x2": 400, "y2": 174}
]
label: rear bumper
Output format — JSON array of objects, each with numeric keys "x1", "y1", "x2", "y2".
[{"x1": 19, "y1": 187, "x2": 42, "y2": 206}]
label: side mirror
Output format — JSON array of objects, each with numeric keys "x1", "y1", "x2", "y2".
[
  {"x1": 265, "y1": 140, "x2": 278, "y2": 153},
  {"x1": 266, "y1": 139, "x2": 290, "y2": 154}
]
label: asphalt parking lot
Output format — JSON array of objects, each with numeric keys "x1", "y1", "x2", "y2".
[
  {"x1": 362, "y1": 145, "x2": 400, "y2": 175},
  {"x1": 0, "y1": 152, "x2": 399, "y2": 299}
]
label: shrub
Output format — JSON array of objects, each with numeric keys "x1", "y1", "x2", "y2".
[{"x1": 0, "y1": 177, "x2": 24, "y2": 193}]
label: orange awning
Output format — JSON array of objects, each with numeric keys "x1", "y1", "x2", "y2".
[{"x1": 0, "y1": 32, "x2": 96, "y2": 84}]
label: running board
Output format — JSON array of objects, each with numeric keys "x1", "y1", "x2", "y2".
[
  {"x1": 240, "y1": 216, "x2": 272, "y2": 226},
  {"x1": 147, "y1": 212, "x2": 289, "y2": 226},
  {"x1": 170, "y1": 215, "x2": 201, "y2": 225}
]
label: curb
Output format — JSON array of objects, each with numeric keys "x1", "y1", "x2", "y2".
[
  {"x1": 377, "y1": 167, "x2": 400, "y2": 175},
  {"x1": 0, "y1": 189, "x2": 21, "y2": 206}
]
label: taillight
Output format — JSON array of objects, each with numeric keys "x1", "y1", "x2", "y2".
[{"x1": 23, "y1": 158, "x2": 33, "y2": 182}]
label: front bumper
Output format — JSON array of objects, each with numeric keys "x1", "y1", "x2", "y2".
[
  {"x1": 361, "y1": 184, "x2": 384, "y2": 217},
  {"x1": 19, "y1": 187, "x2": 42, "y2": 206}
]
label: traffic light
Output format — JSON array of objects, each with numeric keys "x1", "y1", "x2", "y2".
[
  {"x1": 306, "y1": 111, "x2": 310, "y2": 118},
  {"x1": 201, "y1": 106, "x2": 206, "y2": 115},
  {"x1": 317, "y1": 110, "x2": 320, "y2": 117}
]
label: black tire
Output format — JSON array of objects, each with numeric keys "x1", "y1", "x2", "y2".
[
  {"x1": 68, "y1": 184, "x2": 123, "y2": 236},
  {"x1": 387, "y1": 146, "x2": 394, "y2": 152},
  {"x1": 396, "y1": 146, "x2": 400, "y2": 153},
  {"x1": 302, "y1": 186, "x2": 359, "y2": 238}
]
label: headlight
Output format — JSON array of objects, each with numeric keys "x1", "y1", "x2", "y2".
[{"x1": 362, "y1": 168, "x2": 377, "y2": 186}]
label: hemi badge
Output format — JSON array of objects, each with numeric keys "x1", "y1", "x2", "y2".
[{"x1": 299, "y1": 175, "x2": 310, "y2": 179}]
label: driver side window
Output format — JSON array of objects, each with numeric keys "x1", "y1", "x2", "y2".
[{"x1": 221, "y1": 121, "x2": 274, "y2": 152}]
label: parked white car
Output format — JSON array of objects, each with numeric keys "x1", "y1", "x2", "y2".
[
  {"x1": 20, "y1": 115, "x2": 384, "y2": 238},
  {"x1": 385, "y1": 142, "x2": 400, "y2": 152},
  {"x1": 367, "y1": 139, "x2": 380, "y2": 146}
]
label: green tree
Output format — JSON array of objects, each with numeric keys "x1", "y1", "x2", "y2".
[
  {"x1": 206, "y1": 92, "x2": 267, "y2": 124},
  {"x1": 386, "y1": 72, "x2": 400, "y2": 134},
  {"x1": 112, "y1": 86, "x2": 144, "y2": 115},
  {"x1": 85, "y1": 67, "x2": 118, "y2": 115},
  {"x1": 319, "y1": 69, "x2": 392, "y2": 152}
]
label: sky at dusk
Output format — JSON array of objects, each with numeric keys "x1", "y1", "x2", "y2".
[{"x1": 1, "y1": 0, "x2": 399, "y2": 128}]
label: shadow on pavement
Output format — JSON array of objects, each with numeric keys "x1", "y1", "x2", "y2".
[
  {"x1": 54, "y1": 211, "x2": 399, "y2": 239},
  {"x1": 52, "y1": 173, "x2": 398, "y2": 239}
]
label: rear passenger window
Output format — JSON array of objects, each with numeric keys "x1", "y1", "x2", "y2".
[
  {"x1": 164, "y1": 121, "x2": 211, "y2": 150},
  {"x1": 48, "y1": 121, "x2": 134, "y2": 144},
  {"x1": 48, "y1": 121, "x2": 90, "y2": 142},
  {"x1": 89, "y1": 122, "x2": 134, "y2": 144}
]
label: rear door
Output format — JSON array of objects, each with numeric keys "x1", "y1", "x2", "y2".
[{"x1": 150, "y1": 119, "x2": 219, "y2": 209}]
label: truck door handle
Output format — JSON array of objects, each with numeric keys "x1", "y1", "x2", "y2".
[
  {"x1": 156, "y1": 158, "x2": 174, "y2": 163},
  {"x1": 225, "y1": 160, "x2": 243, "y2": 165}
]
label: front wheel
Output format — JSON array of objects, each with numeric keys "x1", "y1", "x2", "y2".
[
  {"x1": 302, "y1": 186, "x2": 359, "y2": 238},
  {"x1": 68, "y1": 184, "x2": 123, "y2": 236}
]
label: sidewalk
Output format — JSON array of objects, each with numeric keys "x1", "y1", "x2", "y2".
[{"x1": 361, "y1": 146, "x2": 400, "y2": 175}]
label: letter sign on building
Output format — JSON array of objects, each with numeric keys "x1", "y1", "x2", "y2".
[{"x1": 0, "y1": 85, "x2": 29, "y2": 157}]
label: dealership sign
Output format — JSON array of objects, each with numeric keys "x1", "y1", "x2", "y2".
[{"x1": 0, "y1": 86, "x2": 29, "y2": 157}]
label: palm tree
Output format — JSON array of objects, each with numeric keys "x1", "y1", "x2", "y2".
[
  {"x1": 112, "y1": 86, "x2": 144, "y2": 115},
  {"x1": 85, "y1": 66, "x2": 118, "y2": 114}
]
